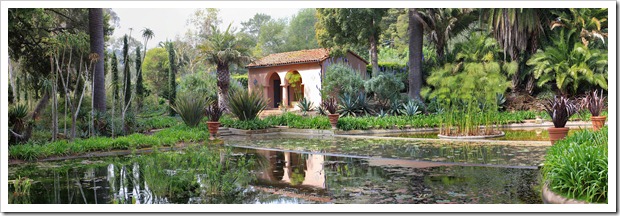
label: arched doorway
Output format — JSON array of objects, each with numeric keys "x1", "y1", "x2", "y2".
[
  {"x1": 267, "y1": 72, "x2": 281, "y2": 109},
  {"x1": 285, "y1": 71, "x2": 303, "y2": 106}
]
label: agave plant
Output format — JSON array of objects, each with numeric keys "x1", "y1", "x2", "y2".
[
  {"x1": 321, "y1": 97, "x2": 338, "y2": 115},
  {"x1": 227, "y1": 89, "x2": 267, "y2": 121},
  {"x1": 584, "y1": 90, "x2": 606, "y2": 116},
  {"x1": 376, "y1": 109, "x2": 388, "y2": 118},
  {"x1": 496, "y1": 93, "x2": 507, "y2": 111},
  {"x1": 297, "y1": 97, "x2": 314, "y2": 116},
  {"x1": 356, "y1": 93, "x2": 374, "y2": 116},
  {"x1": 388, "y1": 98, "x2": 403, "y2": 116},
  {"x1": 205, "y1": 102, "x2": 223, "y2": 122},
  {"x1": 338, "y1": 93, "x2": 359, "y2": 117},
  {"x1": 172, "y1": 93, "x2": 208, "y2": 127},
  {"x1": 544, "y1": 95, "x2": 578, "y2": 128},
  {"x1": 400, "y1": 100, "x2": 422, "y2": 116}
]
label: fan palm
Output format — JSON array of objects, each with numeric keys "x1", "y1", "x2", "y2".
[
  {"x1": 527, "y1": 29, "x2": 608, "y2": 95},
  {"x1": 418, "y1": 8, "x2": 477, "y2": 62},
  {"x1": 200, "y1": 24, "x2": 252, "y2": 111}
]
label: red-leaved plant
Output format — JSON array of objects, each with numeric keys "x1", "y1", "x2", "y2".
[
  {"x1": 584, "y1": 90, "x2": 606, "y2": 116},
  {"x1": 322, "y1": 97, "x2": 338, "y2": 115},
  {"x1": 544, "y1": 95, "x2": 578, "y2": 128}
]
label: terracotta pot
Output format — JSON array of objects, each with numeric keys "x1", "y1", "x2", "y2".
[
  {"x1": 207, "y1": 121, "x2": 220, "y2": 140},
  {"x1": 548, "y1": 127, "x2": 570, "y2": 145},
  {"x1": 327, "y1": 114, "x2": 339, "y2": 130},
  {"x1": 591, "y1": 116, "x2": 607, "y2": 131}
]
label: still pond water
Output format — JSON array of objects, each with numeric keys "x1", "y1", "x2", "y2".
[{"x1": 8, "y1": 137, "x2": 546, "y2": 204}]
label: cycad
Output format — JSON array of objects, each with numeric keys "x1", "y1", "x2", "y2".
[{"x1": 527, "y1": 29, "x2": 608, "y2": 94}]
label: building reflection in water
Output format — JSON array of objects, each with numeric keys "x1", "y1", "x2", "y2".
[{"x1": 255, "y1": 150, "x2": 326, "y2": 189}]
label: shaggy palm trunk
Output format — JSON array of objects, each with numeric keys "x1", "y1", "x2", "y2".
[
  {"x1": 167, "y1": 43, "x2": 177, "y2": 116},
  {"x1": 89, "y1": 8, "x2": 106, "y2": 113},
  {"x1": 216, "y1": 64, "x2": 230, "y2": 112},
  {"x1": 408, "y1": 9, "x2": 423, "y2": 101}
]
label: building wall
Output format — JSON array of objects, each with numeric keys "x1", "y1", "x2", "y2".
[
  {"x1": 248, "y1": 62, "x2": 323, "y2": 109},
  {"x1": 248, "y1": 51, "x2": 368, "y2": 110}
]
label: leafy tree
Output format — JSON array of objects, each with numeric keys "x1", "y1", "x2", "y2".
[
  {"x1": 255, "y1": 18, "x2": 287, "y2": 56},
  {"x1": 142, "y1": 47, "x2": 169, "y2": 97},
  {"x1": 284, "y1": 8, "x2": 319, "y2": 51},
  {"x1": 527, "y1": 29, "x2": 608, "y2": 95},
  {"x1": 199, "y1": 24, "x2": 252, "y2": 111},
  {"x1": 187, "y1": 8, "x2": 221, "y2": 40},
  {"x1": 241, "y1": 13, "x2": 272, "y2": 41},
  {"x1": 316, "y1": 8, "x2": 388, "y2": 76}
]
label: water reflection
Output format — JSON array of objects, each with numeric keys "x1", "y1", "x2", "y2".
[{"x1": 9, "y1": 146, "x2": 542, "y2": 204}]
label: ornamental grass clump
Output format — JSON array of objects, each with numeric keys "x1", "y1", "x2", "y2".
[
  {"x1": 584, "y1": 89, "x2": 606, "y2": 116},
  {"x1": 172, "y1": 93, "x2": 208, "y2": 127},
  {"x1": 227, "y1": 89, "x2": 267, "y2": 121},
  {"x1": 542, "y1": 127, "x2": 608, "y2": 203}
]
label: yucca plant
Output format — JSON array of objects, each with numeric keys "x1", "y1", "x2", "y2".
[
  {"x1": 227, "y1": 89, "x2": 267, "y2": 121},
  {"x1": 297, "y1": 97, "x2": 314, "y2": 116},
  {"x1": 172, "y1": 93, "x2": 208, "y2": 127},
  {"x1": 544, "y1": 96, "x2": 578, "y2": 128}
]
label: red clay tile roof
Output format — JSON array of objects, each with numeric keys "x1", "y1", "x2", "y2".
[{"x1": 247, "y1": 48, "x2": 330, "y2": 68}]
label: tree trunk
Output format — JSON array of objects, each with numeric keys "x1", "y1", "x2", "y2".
[
  {"x1": 217, "y1": 64, "x2": 230, "y2": 111},
  {"x1": 89, "y1": 8, "x2": 106, "y2": 113},
  {"x1": 408, "y1": 9, "x2": 423, "y2": 101},
  {"x1": 369, "y1": 34, "x2": 379, "y2": 77}
]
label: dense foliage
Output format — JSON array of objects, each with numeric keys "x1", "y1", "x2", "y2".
[
  {"x1": 322, "y1": 63, "x2": 365, "y2": 98},
  {"x1": 543, "y1": 127, "x2": 608, "y2": 203}
]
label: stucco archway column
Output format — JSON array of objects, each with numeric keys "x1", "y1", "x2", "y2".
[
  {"x1": 262, "y1": 86, "x2": 270, "y2": 107},
  {"x1": 281, "y1": 83, "x2": 289, "y2": 107}
]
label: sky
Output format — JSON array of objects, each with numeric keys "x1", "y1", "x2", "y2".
[{"x1": 111, "y1": 8, "x2": 300, "y2": 49}]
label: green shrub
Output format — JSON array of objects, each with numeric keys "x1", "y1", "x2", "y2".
[
  {"x1": 542, "y1": 127, "x2": 608, "y2": 203},
  {"x1": 172, "y1": 93, "x2": 208, "y2": 127},
  {"x1": 227, "y1": 89, "x2": 267, "y2": 121},
  {"x1": 220, "y1": 116, "x2": 271, "y2": 130},
  {"x1": 364, "y1": 73, "x2": 404, "y2": 103},
  {"x1": 323, "y1": 63, "x2": 364, "y2": 97}
]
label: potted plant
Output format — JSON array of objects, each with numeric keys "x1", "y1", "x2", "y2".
[
  {"x1": 322, "y1": 97, "x2": 339, "y2": 130},
  {"x1": 544, "y1": 95, "x2": 577, "y2": 145},
  {"x1": 584, "y1": 90, "x2": 607, "y2": 131},
  {"x1": 205, "y1": 103, "x2": 223, "y2": 140}
]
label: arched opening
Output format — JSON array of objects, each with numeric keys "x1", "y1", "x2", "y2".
[
  {"x1": 285, "y1": 71, "x2": 303, "y2": 106},
  {"x1": 267, "y1": 72, "x2": 281, "y2": 109}
]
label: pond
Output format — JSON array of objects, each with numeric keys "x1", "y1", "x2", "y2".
[
  {"x1": 380, "y1": 128, "x2": 583, "y2": 141},
  {"x1": 8, "y1": 138, "x2": 543, "y2": 204}
]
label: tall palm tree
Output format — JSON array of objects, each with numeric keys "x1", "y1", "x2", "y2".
[
  {"x1": 89, "y1": 8, "x2": 106, "y2": 113},
  {"x1": 419, "y1": 8, "x2": 477, "y2": 62},
  {"x1": 408, "y1": 9, "x2": 423, "y2": 101},
  {"x1": 200, "y1": 24, "x2": 252, "y2": 111},
  {"x1": 485, "y1": 9, "x2": 546, "y2": 93}
]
